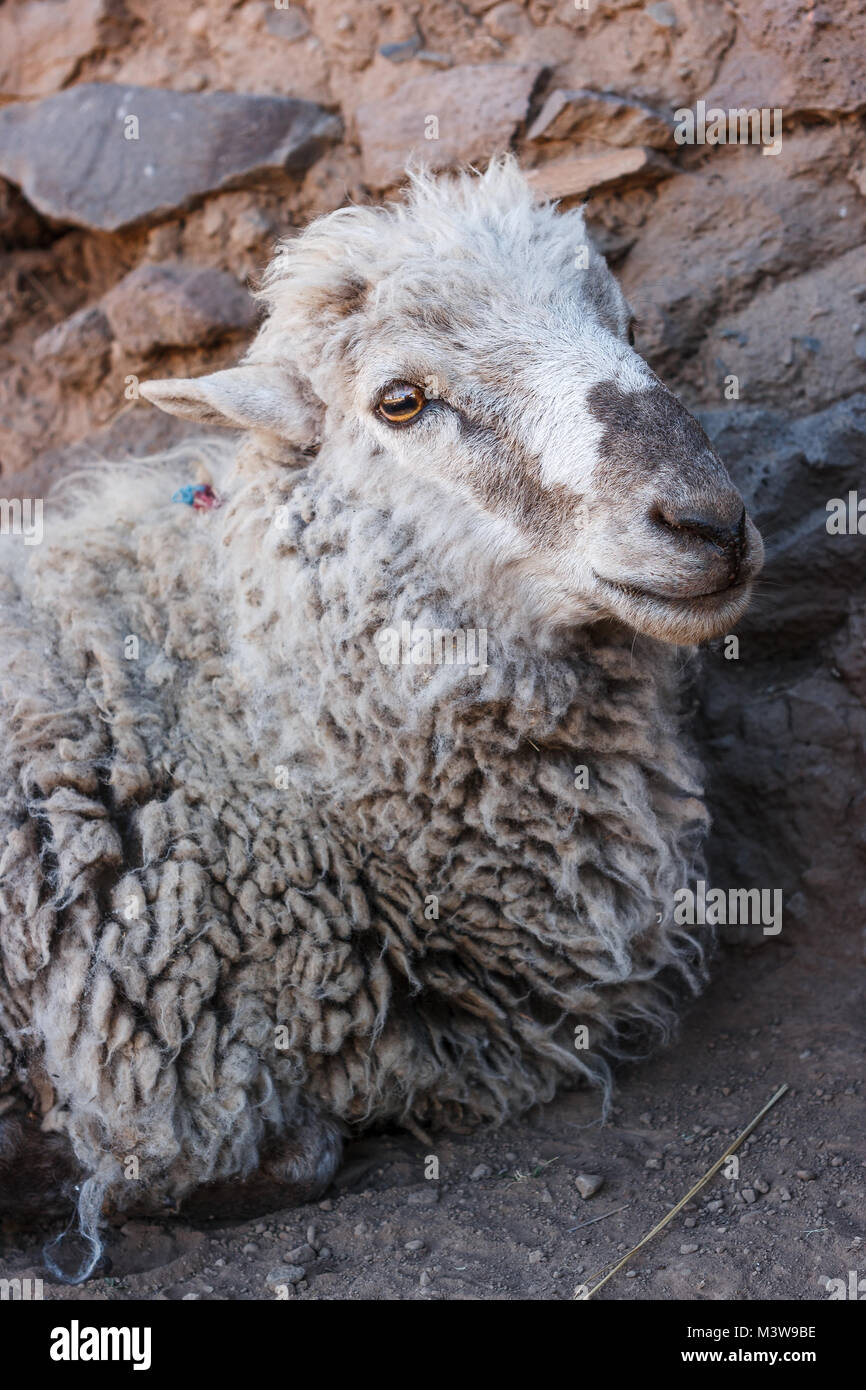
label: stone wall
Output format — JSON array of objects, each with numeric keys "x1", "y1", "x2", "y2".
[{"x1": 1, "y1": 0, "x2": 864, "y2": 933}]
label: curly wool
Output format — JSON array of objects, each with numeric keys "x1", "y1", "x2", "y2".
[{"x1": 0, "y1": 438, "x2": 708, "y2": 1203}]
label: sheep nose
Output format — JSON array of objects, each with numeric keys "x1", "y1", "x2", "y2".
[{"x1": 652, "y1": 498, "x2": 748, "y2": 585}]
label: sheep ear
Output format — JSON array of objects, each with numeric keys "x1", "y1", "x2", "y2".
[{"x1": 139, "y1": 365, "x2": 321, "y2": 444}]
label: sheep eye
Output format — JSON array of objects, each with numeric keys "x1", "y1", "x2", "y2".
[{"x1": 376, "y1": 382, "x2": 427, "y2": 425}]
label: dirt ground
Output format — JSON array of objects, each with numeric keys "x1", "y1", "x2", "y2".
[{"x1": 2, "y1": 910, "x2": 860, "y2": 1303}]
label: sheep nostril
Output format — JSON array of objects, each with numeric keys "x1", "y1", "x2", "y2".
[{"x1": 652, "y1": 502, "x2": 747, "y2": 583}]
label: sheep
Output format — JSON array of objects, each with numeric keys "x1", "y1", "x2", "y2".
[{"x1": 0, "y1": 157, "x2": 763, "y2": 1279}]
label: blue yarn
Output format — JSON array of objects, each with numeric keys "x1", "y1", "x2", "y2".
[{"x1": 172, "y1": 484, "x2": 205, "y2": 506}]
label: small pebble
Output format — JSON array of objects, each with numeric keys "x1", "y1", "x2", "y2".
[
  {"x1": 405, "y1": 1239, "x2": 425, "y2": 1251},
  {"x1": 796, "y1": 1170, "x2": 817, "y2": 1181},
  {"x1": 379, "y1": 37, "x2": 421, "y2": 62},
  {"x1": 265, "y1": 1265, "x2": 305, "y2": 1289},
  {"x1": 284, "y1": 1243, "x2": 316, "y2": 1263},
  {"x1": 528, "y1": 1249, "x2": 544, "y2": 1264},
  {"x1": 407, "y1": 1188, "x2": 439, "y2": 1206},
  {"x1": 574, "y1": 1172, "x2": 604, "y2": 1199},
  {"x1": 680, "y1": 1243, "x2": 699, "y2": 1254},
  {"x1": 646, "y1": 0, "x2": 677, "y2": 26},
  {"x1": 470, "y1": 1164, "x2": 491, "y2": 1181}
]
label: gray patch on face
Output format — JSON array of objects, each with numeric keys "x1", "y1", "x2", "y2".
[
  {"x1": 587, "y1": 380, "x2": 726, "y2": 497},
  {"x1": 452, "y1": 413, "x2": 580, "y2": 548}
]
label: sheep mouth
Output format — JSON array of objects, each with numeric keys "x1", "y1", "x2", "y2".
[
  {"x1": 593, "y1": 572, "x2": 753, "y2": 642},
  {"x1": 599, "y1": 576, "x2": 748, "y2": 606}
]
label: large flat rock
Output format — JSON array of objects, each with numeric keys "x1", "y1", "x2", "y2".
[
  {"x1": 527, "y1": 148, "x2": 674, "y2": 200},
  {"x1": 0, "y1": 84, "x2": 342, "y2": 232},
  {"x1": 356, "y1": 64, "x2": 543, "y2": 188},
  {"x1": 527, "y1": 89, "x2": 673, "y2": 149},
  {"x1": 102, "y1": 263, "x2": 256, "y2": 355}
]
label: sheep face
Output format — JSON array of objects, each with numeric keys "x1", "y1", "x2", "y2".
[
  {"x1": 334, "y1": 306, "x2": 763, "y2": 648},
  {"x1": 143, "y1": 159, "x2": 762, "y2": 646}
]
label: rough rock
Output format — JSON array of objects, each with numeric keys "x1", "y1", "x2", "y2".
[
  {"x1": 102, "y1": 264, "x2": 255, "y2": 355},
  {"x1": 282, "y1": 1243, "x2": 316, "y2": 1264},
  {"x1": 416, "y1": 52, "x2": 454, "y2": 69},
  {"x1": 264, "y1": 1264, "x2": 306, "y2": 1289},
  {"x1": 264, "y1": 6, "x2": 311, "y2": 43},
  {"x1": 645, "y1": 2, "x2": 678, "y2": 28},
  {"x1": 483, "y1": 3, "x2": 533, "y2": 43},
  {"x1": 574, "y1": 1173, "x2": 605, "y2": 1199},
  {"x1": 618, "y1": 129, "x2": 866, "y2": 387},
  {"x1": 694, "y1": 245, "x2": 866, "y2": 410},
  {"x1": 356, "y1": 64, "x2": 543, "y2": 188},
  {"x1": 705, "y1": 0, "x2": 866, "y2": 116},
  {"x1": 0, "y1": 178, "x2": 48, "y2": 251},
  {"x1": 556, "y1": 0, "x2": 737, "y2": 99},
  {"x1": 380, "y1": 37, "x2": 423, "y2": 64},
  {"x1": 0, "y1": 84, "x2": 342, "y2": 232},
  {"x1": 0, "y1": 0, "x2": 130, "y2": 100},
  {"x1": 695, "y1": 393, "x2": 866, "y2": 935},
  {"x1": 527, "y1": 148, "x2": 674, "y2": 200},
  {"x1": 527, "y1": 89, "x2": 673, "y2": 149},
  {"x1": 33, "y1": 305, "x2": 113, "y2": 387}
]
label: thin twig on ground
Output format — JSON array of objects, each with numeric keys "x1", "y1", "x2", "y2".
[{"x1": 574, "y1": 1082, "x2": 790, "y2": 1300}]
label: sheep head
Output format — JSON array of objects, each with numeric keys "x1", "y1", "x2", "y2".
[{"x1": 143, "y1": 157, "x2": 762, "y2": 646}]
